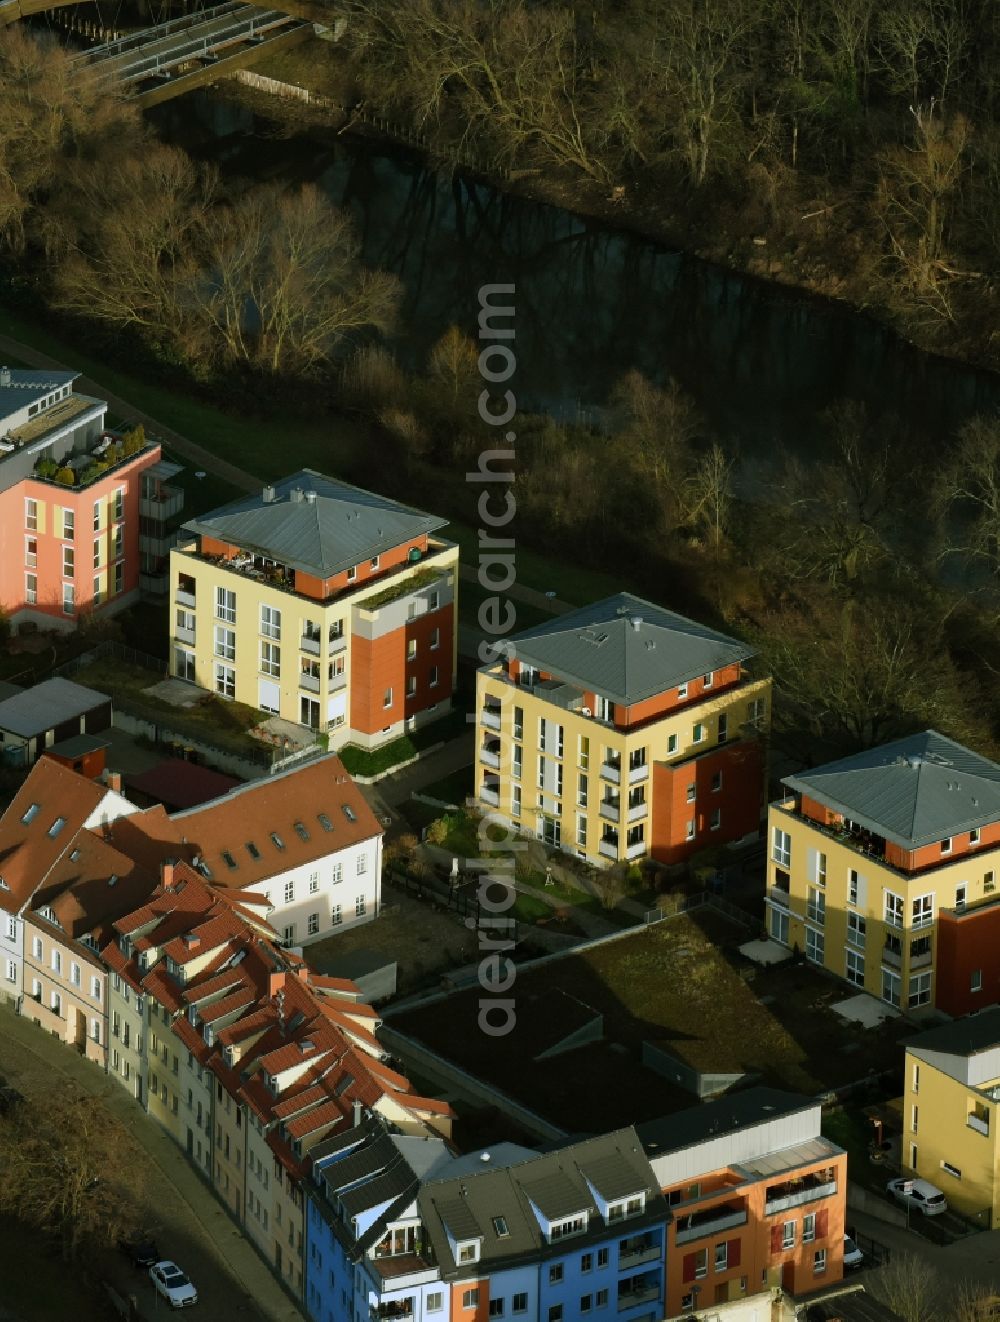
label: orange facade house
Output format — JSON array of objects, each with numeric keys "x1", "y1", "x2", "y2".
[
  {"x1": 0, "y1": 368, "x2": 182, "y2": 631},
  {"x1": 638, "y1": 1088, "x2": 846, "y2": 1316}
]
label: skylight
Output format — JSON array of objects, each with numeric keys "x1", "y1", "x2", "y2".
[
  {"x1": 70, "y1": 849, "x2": 81, "y2": 862},
  {"x1": 246, "y1": 842, "x2": 261, "y2": 860},
  {"x1": 317, "y1": 813, "x2": 333, "y2": 832},
  {"x1": 270, "y1": 832, "x2": 285, "y2": 851},
  {"x1": 294, "y1": 821, "x2": 310, "y2": 842},
  {"x1": 21, "y1": 804, "x2": 39, "y2": 825},
  {"x1": 48, "y1": 817, "x2": 67, "y2": 838},
  {"x1": 222, "y1": 851, "x2": 237, "y2": 870},
  {"x1": 342, "y1": 805, "x2": 356, "y2": 823},
  {"x1": 492, "y1": 1216, "x2": 509, "y2": 1238}
]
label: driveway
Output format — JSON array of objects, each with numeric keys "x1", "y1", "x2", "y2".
[{"x1": 0, "y1": 1008, "x2": 305, "y2": 1322}]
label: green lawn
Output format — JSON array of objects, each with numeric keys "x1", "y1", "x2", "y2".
[{"x1": 512, "y1": 891, "x2": 553, "y2": 923}]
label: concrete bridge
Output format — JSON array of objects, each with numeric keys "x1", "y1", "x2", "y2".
[{"x1": 63, "y1": 1, "x2": 312, "y2": 106}]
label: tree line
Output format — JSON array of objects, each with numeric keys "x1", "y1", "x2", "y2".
[{"x1": 332, "y1": 0, "x2": 1000, "y2": 360}]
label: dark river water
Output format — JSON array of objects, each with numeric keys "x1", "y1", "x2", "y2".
[{"x1": 152, "y1": 91, "x2": 1000, "y2": 466}]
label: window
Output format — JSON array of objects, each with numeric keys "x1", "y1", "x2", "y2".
[
  {"x1": 987, "y1": 871, "x2": 996, "y2": 894},
  {"x1": 512, "y1": 1295, "x2": 528, "y2": 1314},
  {"x1": 942, "y1": 1161, "x2": 962, "y2": 1179},
  {"x1": 691, "y1": 1248, "x2": 708, "y2": 1279},
  {"x1": 802, "y1": 1213, "x2": 816, "y2": 1243},
  {"x1": 355, "y1": 895, "x2": 366, "y2": 917},
  {"x1": 214, "y1": 626, "x2": 236, "y2": 661},
  {"x1": 51, "y1": 991, "x2": 62, "y2": 1015},
  {"x1": 677, "y1": 682, "x2": 688, "y2": 699},
  {"x1": 93, "y1": 575, "x2": 103, "y2": 607},
  {"x1": 283, "y1": 880, "x2": 294, "y2": 903},
  {"x1": 406, "y1": 638, "x2": 417, "y2": 662},
  {"x1": 580, "y1": 1297, "x2": 592, "y2": 1315},
  {"x1": 846, "y1": 949, "x2": 865, "y2": 987},
  {"x1": 548, "y1": 1308, "x2": 562, "y2": 1322},
  {"x1": 511, "y1": 786, "x2": 522, "y2": 819},
  {"x1": 912, "y1": 894, "x2": 934, "y2": 929},
  {"x1": 215, "y1": 587, "x2": 236, "y2": 623},
  {"x1": 971, "y1": 828, "x2": 981, "y2": 845},
  {"x1": 941, "y1": 836, "x2": 953, "y2": 855},
  {"x1": 956, "y1": 883, "x2": 967, "y2": 907},
  {"x1": 685, "y1": 819, "x2": 696, "y2": 841},
  {"x1": 114, "y1": 487, "x2": 124, "y2": 521},
  {"x1": 93, "y1": 499, "x2": 101, "y2": 532},
  {"x1": 428, "y1": 589, "x2": 439, "y2": 610},
  {"x1": 430, "y1": 626, "x2": 441, "y2": 649},
  {"x1": 25, "y1": 574, "x2": 36, "y2": 605},
  {"x1": 885, "y1": 891, "x2": 904, "y2": 929},
  {"x1": 25, "y1": 498, "x2": 37, "y2": 531},
  {"x1": 51, "y1": 950, "x2": 62, "y2": 974},
  {"x1": 357, "y1": 852, "x2": 368, "y2": 875},
  {"x1": 595, "y1": 1291, "x2": 608, "y2": 1308},
  {"x1": 4, "y1": 960, "x2": 14, "y2": 984},
  {"x1": 260, "y1": 604, "x2": 281, "y2": 640},
  {"x1": 282, "y1": 925, "x2": 295, "y2": 946},
  {"x1": 462, "y1": 1290, "x2": 479, "y2": 1310},
  {"x1": 581, "y1": 1253, "x2": 592, "y2": 1273},
  {"x1": 25, "y1": 537, "x2": 37, "y2": 569},
  {"x1": 882, "y1": 968, "x2": 901, "y2": 1007},
  {"x1": 70, "y1": 962, "x2": 81, "y2": 987},
  {"x1": 577, "y1": 814, "x2": 587, "y2": 848},
  {"x1": 332, "y1": 861, "x2": 342, "y2": 884},
  {"x1": 214, "y1": 664, "x2": 235, "y2": 699},
  {"x1": 383, "y1": 688, "x2": 393, "y2": 709},
  {"x1": 693, "y1": 722, "x2": 705, "y2": 744},
  {"x1": 848, "y1": 869, "x2": 860, "y2": 905},
  {"x1": 972, "y1": 969, "x2": 983, "y2": 993},
  {"x1": 492, "y1": 1215, "x2": 509, "y2": 1237},
  {"x1": 331, "y1": 905, "x2": 342, "y2": 926},
  {"x1": 489, "y1": 1302, "x2": 505, "y2": 1319},
  {"x1": 908, "y1": 971, "x2": 932, "y2": 1008},
  {"x1": 717, "y1": 713, "x2": 728, "y2": 741},
  {"x1": 429, "y1": 665, "x2": 439, "y2": 688},
  {"x1": 772, "y1": 827, "x2": 791, "y2": 867},
  {"x1": 703, "y1": 671, "x2": 714, "y2": 688},
  {"x1": 260, "y1": 641, "x2": 280, "y2": 677},
  {"x1": 714, "y1": 1242, "x2": 729, "y2": 1271},
  {"x1": 92, "y1": 537, "x2": 102, "y2": 571},
  {"x1": 807, "y1": 887, "x2": 826, "y2": 925},
  {"x1": 596, "y1": 1248, "x2": 608, "y2": 1268},
  {"x1": 782, "y1": 1222, "x2": 796, "y2": 1250},
  {"x1": 63, "y1": 508, "x2": 74, "y2": 538},
  {"x1": 667, "y1": 733, "x2": 678, "y2": 754},
  {"x1": 346, "y1": 565, "x2": 357, "y2": 582},
  {"x1": 813, "y1": 1249, "x2": 827, "y2": 1275},
  {"x1": 711, "y1": 770, "x2": 722, "y2": 793},
  {"x1": 406, "y1": 675, "x2": 417, "y2": 698},
  {"x1": 62, "y1": 583, "x2": 75, "y2": 615},
  {"x1": 686, "y1": 782, "x2": 696, "y2": 804},
  {"x1": 847, "y1": 912, "x2": 866, "y2": 949},
  {"x1": 806, "y1": 927, "x2": 824, "y2": 965},
  {"x1": 31, "y1": 936, "x2": 42, "y2": 958},
  {"x1": 114, "y1": 562, "x2": 123, "y2": 595},
  {"x1": 549, "y1": 1264, "x2": 563, "y2": 1284}
]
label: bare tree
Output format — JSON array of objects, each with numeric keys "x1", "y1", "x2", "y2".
[
  {"x1": 867, "y1": 1251, "x2": 942, "y2": 1322},
  {"x1": 0, "y1": 1087, "x2": 146, "y2": 1261},
  {"x1": 935, "y1": 415, "x2": 1000, "y2": 579},
  {"x1": 682, "y1": 440, "x2": 735, "y2": 552},
  {"x1": 610, "y1": 370, "x2": 706, "y2": 524}
]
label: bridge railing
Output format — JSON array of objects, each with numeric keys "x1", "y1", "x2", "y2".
[
  {"x1": 71, "y1": 0, "x2": 244, "y2": 66},
  {"x1": 82, "y1": 8, "x2": 299, "y2": 85}
]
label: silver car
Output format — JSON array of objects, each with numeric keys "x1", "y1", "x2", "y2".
[
  {"x1": 886, "y1": 1176, "x2": 948, "y2": 1216},
  {"x1": 149, "y1": 1260, "x2": 199, "y2": 1308}
]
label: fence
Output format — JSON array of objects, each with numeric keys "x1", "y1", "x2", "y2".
[
  {"x1": 845, "y1": 1225, "x2": 891, "y2": 1266},
  {"x1": 387, "y1": 865, "x2": 489, "y2": 929},
  {"x1": 652, "y1": 889, "x2": 758, "y2": 933},
  {"x1": 55, "y1": 639, "x2": 167, "y2": 679}
]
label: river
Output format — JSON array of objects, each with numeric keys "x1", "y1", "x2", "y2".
[{"x1": 150, "y1": 90, "x2": 1000, "y2": 467}]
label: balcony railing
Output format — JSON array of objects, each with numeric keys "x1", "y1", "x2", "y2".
[
  {"x1": 300, "y1": 635, "x2": 321, "y2": 655},
  {"x1": 626, "y1": 841, "x2": 646, "y2": 860},
  {"x1": 480, "y1": 746, "x2": 501, "y2": 770},
  {"x1": 599, "y1": 839, "x2": 619, "y2": 860},
  {"x1": 765, "y1": 1179, "x2": 837, "y2": 1216},
  {"x1": 675, "y1": 1206, "x2": 747, "y2": 1246},
  {"x1": 628, "y1": 762, "x2": 649, "y2": 784},
  {"x1": 176, "y1": 588, "x2": 196, "y2": 608},
  {"x1": 330, "y1": 632, "x2": 348, "y2": 653},
  {"x1": 140, "y1": 486, "x2": 184, "y2": 521},
  {"x1": 910, "y1": 946, "x2": 933, "y2": 969},
  {"x1": 601, "y1": 760, "x2": 622, "y2": 784},
  {"x1": 481, "y1": 708, "x2": 502, "y2": 731},
  {"x1": 882, "y1": 943, "x2": 902, "y2": 969},
  {"x1": 617, "y1": 1285, "x2": 659, "y2": 1312},
  {"x1": 619, "y1": 1243, "x2": 661, "y2": 1269},
  {"x1": 175, "y1": 626, "x2": 195, "y2": 645},
  {"x1": 299, "y1": 673, "x2": 320, "y2": 693},
  {"x1": 968, "y1": 1113, "x2": 990, "y2": 1137},
  {"x1": 600, "y1": 799, "x2": 621, "y2": 821},
  {"x1": 480, "y1": 785, "x2": 500, "y2": 807},
  {"x1": 627, "y1": 801, "x2": 647, "y2": 823}
]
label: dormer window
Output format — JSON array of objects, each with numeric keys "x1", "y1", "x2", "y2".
[
  {"x1": 48, "y1": 817, "x2": 67, "y2": 838},
  {"x1": 21, "y1": 803, "x2": 39, "y2": 825},
  {"x1": 550, "y1": 1213, "x2": 588, "y2": 1241},
  {"x1": 971, "y1": 828, "x2": 981, "y2": 846},
  {"x1": 271, "y1": 832, "x2": 285, "y2": 851},
  {"x1": 456, "y1": 1240, "x2": 480, "y2": 1264},
  {"x1": 606, "y1": 1194, "x2": 645, "y2": 1222},
  {"x1": 703, "y1": 672, "x2": 714, "y2": 688},
  {"x1": 222, "y1": 851, "x2": 237, "y2": 870},
  {"x1": 342, "y1": 805, "x2": 356, "y2": 823},
  {"x1": 941, "y1": 837, "x2": 953, "y2": 855},
  {"x1": 677, "y1": 683, "x2": 688, "y2": 700}
]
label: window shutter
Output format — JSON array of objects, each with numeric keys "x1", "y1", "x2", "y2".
[
  {"x1": 682, "y1": 1252, "x2": 697, "y2": 1284},
  {"x1": 816, "y1": 1208, "x2": 829, "y2": 1240},
  {"x1": 728, "y1": 1237, "x2": 742, "y2": 1268},
  {"x1": 770, "y1": 1224, "x2": 783, "y2": 1255},
  {"x1": 807, "y1": 847, "x2": 817, "y2": 882}
]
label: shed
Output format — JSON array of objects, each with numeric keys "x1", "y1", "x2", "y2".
[
  {"x1": 0, "y1": 678, "x2": 111, "y2": 766},
  {"x1": 43, "y1": 732, "x2": 111, "y2": 780}
]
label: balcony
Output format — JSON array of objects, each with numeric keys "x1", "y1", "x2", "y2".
[
  {"x1": 599, "y1": 838, "x2": 620, "y2": 861},
  {"x1": 675, "y1": 1204, "x2": 748, "y2": 1246},
  {"x1": 330, "y1": 631, "x2": 348, "y2": 654},
  {"x1": 299, "y1": 673, "x2": 320, "y2": 693},
  {"x1": 910, "y1": 945, "x2": 933, "y2": 970},
  {"x1": 625, "y1": 841, "x2": 646, "y2": 860},
  {"x1": 882, "y1": 942, "x2": 902, "y2": 969},
  {"x1": 764, "y1": 1176, "x2": 837, "y2": 1216},
  {"x1": 480, "y1": 778, "x2": 500, "y2": 807},
  {"x1": 300, "y1": 635, "x2": 321, "y2": 656},
  {"x1": 140, "y1": 485, "x2": 184, "y2": 521},
  {"x1": 968, "y1": 1113, "x2": 990, "y2": 1137},
  {"x1": 627, "y1": 801, "x2": 647, "y2": 823},
  {"x1": 481, "y1": 706, "x2": 502, "y2": 732},
  {"x1": 372, "y1": 1299, "x2": 414, "y2": 1320},
  {"x1": 176, "y1": 588, "x2": 196, "y2": 608},
  {"x1": 628, "y1": 762, "x2": 649, "y2": 784},
  {"x1": 175, "y1": 626, "x2": 195, "y2": 645},
  {"x1": 601, "y1": 760, "x2": 622, "y2": 784},
  {"x1": 600, "y1": 798, "x2": 621, "y2": 822},
  {"x1": 480, "y1": 743, "x2": 501, "y2": 770},
  {"x1": 619, "y1": 1241, "x2": 661, "y2": 1269},
  {"x1": 617, "y1": 1285, "x2": 659, "y2": 1312}
]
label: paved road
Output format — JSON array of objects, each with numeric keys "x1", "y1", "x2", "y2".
[
  {"x1": 849, "y1": 1204, "x2": 1000, "y2": 1296},
  {"x1": 0, "y1": 1006, "x2": 305, "y2": 1322}
]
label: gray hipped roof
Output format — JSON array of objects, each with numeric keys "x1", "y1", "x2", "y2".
[
  {"x1": 783, "y1": 730, "x2": 1000, "y2": 849},
  {"x1": 905, "y1": 1006, "x2": 1000, "y2": 1060},
  {"x1": 0, "y1": 678, "x2": 109, "y2": 739},
  {"x1": 497, "y1": 593, "x2": 754, "y2": 706},
  {"x1": 182, "y1": 470, "x2": 448, "y2": 579}
]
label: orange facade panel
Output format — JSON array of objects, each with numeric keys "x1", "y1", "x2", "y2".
[
  {"x1": 650, "y1": 740, "x2": 763, "y2": 865},
  {"x1": 349, "y1": 607, "x2": 454, "y2": 736}
]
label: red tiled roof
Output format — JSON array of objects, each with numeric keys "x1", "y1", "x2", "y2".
[
  {"x1": 103, "y1": 805, "x2": 193, "y2": 875},
  {"x1": 170, "y1": 755, "x2": 382, "y2": 889},
  {"x1": 199, "y1": 987, "x2": 257, "y2": 1024},
  {"x1": 161, "y1": 911, "x2": 247, "y2": 965},
  {"x1": 284, "y1": 1099, "x2": 342, "y2": 1141},
  {"x1": 141, "y1": 964, "x2": 186, "y2": 1014},
  {"x1": 31, "y1": 827, "x2": 157, "y2": 940},
  {"x1": 125, "y1": 759, "x2": 240, "y2": 811},
  {"x1": 0, "y1": 759, "x2": 108, "y2": 915}
]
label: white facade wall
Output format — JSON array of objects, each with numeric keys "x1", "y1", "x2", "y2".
[
  {"x1": 252, "y1": 835, "x2": 383, "y2": 946},
  {"x1": 108, "y1": 975, "x2": 147, "y2": 1106},
  {"x1": 647, "y1": 1105, "x2": 822, "y2": 1188}
]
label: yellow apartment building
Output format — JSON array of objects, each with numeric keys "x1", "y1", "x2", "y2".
[
  {"x1": 475, "y1": 593, "x2": 770, "y2": 867},
  {"x1": 169, "y1": 470, "x2": 458, "y2": 746},
  {"x1": 766, "y1": 731, "x2": 1000, "y2": 1015},
  {"x1": 903, "y1": 1009, "x2": 1000, "y2": 1225}
]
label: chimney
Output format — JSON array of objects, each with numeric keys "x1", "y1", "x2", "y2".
[
  {"x1": 352, "y1": 1098, "x2": 363, "y2": 1127},
  {"x1": 105, "y1": 770, "x2": 122, "y2": 792},
  {"x1": 262, "y1": 484, "x2": 276, "y2": 503},
  {"x1": 161, "y1": 859, "x2": 176, "y2": 889},
  {"x1": 290, "y1": 488, "x2": 304, "y2": 503},
  {"x1": 269, "y1": 971, "x2": 286, "y2": 998},
  {"x1": 0, "y1": 367, "x2": 10, "y2": 388},
  {"x1": 629, "y1": 616, "x2": 643, "y2": 632},
  {"x1": 304, "y1": 490, "x2": 317, "y2": 504}
]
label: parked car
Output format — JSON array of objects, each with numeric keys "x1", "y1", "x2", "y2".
[
  {"x1": 149, "y1": 1261, "x2": 198, "y2": 1308},
  {"x1": 843, "y1": 1234, "x2": 864, "y2": 1269},
  {"x1": 119, "y1": 1233, "x2": 161, "y2": 1268},
  {"x1": 886, "y1": 1176, "x2": 949, "y2": 1216}
]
